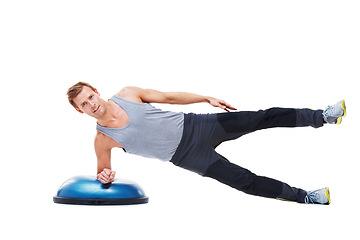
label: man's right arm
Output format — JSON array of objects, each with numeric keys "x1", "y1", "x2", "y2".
[{"x1": 95, "y1": 133, "x2": 116, "y2": 184}]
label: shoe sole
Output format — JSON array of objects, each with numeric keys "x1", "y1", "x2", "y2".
[
  {"x1": 325, "y1": 187, "x2": 331, "y2": 205},
  {"x1": 336, "y1": 100, "x2": 346, "y2": 125}
]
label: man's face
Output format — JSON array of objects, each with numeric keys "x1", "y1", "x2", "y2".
[{"x1": 73, "y1": 86, "x2": 106, "y2": 118}]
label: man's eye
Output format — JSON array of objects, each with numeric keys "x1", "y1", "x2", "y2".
[
  {"x1": 82, "y1": 102, "x2": 86, "y2": 107},
  {"x1": 90, "y1": 95, "x2": 93, "y2": 99}
]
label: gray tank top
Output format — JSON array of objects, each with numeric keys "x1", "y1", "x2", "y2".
[{"x1": 96, "y1": 95, "x2": 184, "y2": 161}]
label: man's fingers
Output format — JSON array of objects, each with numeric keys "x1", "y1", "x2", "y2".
[
  {"x1": 100, "y1": 172, "x2": 111, "y2": 182},
  {"x1": 97, "y1": 169, "x2": 116, "y2": 184},
  {"x1": 99, "y1": 174, "x2": 108, "y2": 182},
  {"x1": 222, "y1": 101, "x2": 237, "y2": 110},
  {"x1": 103, "y1": 168, "x2": 111, "y2": 176},
  {"x1": 99, "y1": 177, "x2": 107, "y2": 184},
  {"x1": 228, "y1": 105, "x2": 237, "y2": 110},
  {"x1": 218, "y1": 100, "x2": 236, "y2": 111}
]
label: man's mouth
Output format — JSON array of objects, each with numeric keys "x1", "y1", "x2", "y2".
[{"x1": 93, "y1": 106, "x2": 100, "y2": 113}]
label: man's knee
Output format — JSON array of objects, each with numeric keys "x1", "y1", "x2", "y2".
[{"x1": 204, "y1": 159, "x2": 256, "y2": 190}]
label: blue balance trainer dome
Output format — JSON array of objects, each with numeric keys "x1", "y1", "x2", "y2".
[{"x1": 53, "y1": 176, "x2": 149, "y2": 205}]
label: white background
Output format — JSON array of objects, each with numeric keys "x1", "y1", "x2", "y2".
[{"x1": 1, "y1": 0, "x2": 359, "y2": 239}]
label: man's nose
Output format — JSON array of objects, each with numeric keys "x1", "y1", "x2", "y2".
[{"x1": 89, "y1": 100, "x2": 96, "y2": 108}]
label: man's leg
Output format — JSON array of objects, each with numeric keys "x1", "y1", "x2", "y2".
[
  {"x1": 211, "y1": 108, "x2": 324, "y2": 147},
  {"x1": 171, "y1": 106, "x2": 340, "y2": 204},
  {"x1": 204, "y1": 153, "x2": 308, "y2": 203}
]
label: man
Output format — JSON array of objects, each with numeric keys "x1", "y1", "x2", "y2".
[{"x1": 67, "y1": 82, "x2": 346, "y2": 204}]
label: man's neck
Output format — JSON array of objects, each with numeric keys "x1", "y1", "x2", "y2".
[{"x1": 96, "y1": 101, "x2": 116, "y2": 126}]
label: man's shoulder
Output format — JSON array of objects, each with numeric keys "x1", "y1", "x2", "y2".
[
  {"x1": 115, "y1": 86, "x2": 145, "y2": 103},
  {"x1": 94, "y1": 132, "x2": 108, "y2": 146},
  {"x1": 116, "y1": 86, "x2": 140, "y2": 98},
  {"x1": 95, "y1": 131, "x2": 123, "y2": 149}
]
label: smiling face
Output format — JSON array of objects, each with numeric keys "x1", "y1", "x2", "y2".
[{"x1": 72, "y1": 86, "x2": 107, "y2": 118}]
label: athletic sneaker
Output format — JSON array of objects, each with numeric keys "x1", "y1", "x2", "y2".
[
  {"x1": 322, "y1": 100, "x2": 346, "y2": 125},
  {"x1": 305, "y1": 187, "x2": 331, "y2": 205}
]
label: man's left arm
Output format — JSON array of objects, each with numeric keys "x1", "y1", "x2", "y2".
[{"x1": 123, "y1": 86, "x2": 237, "y2": 112}]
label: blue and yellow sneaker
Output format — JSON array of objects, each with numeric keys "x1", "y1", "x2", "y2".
[
  {"x1": 305, "y1": 187, "x2": 331, "y2": 205},
  {"x1": 323, "y1": 100, "x2": 346, "y2": 125}
]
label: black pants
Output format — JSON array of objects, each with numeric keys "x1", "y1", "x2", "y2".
[{"x1": 170, "y1": 108, "x2": 324, "y2": 203}]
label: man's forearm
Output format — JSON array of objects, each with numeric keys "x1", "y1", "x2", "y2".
[
  {"x1": 166, "y1": 92, "x2": 211, "y2": 105},
  {"x1": 167, "y1": 92, "x2": 236, "y2": 112}
]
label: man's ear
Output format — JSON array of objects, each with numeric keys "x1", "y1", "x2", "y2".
[
  {"x1": 94, "y1": 88, "x2": 100, "y2": 96},
  {"x1": 76, "y1": 108, "x2": 84, "y2": 114}
]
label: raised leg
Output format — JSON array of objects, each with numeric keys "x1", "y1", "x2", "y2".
[{"x1": 211, "y1": 108, "x2": 323, "y2": 148}]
